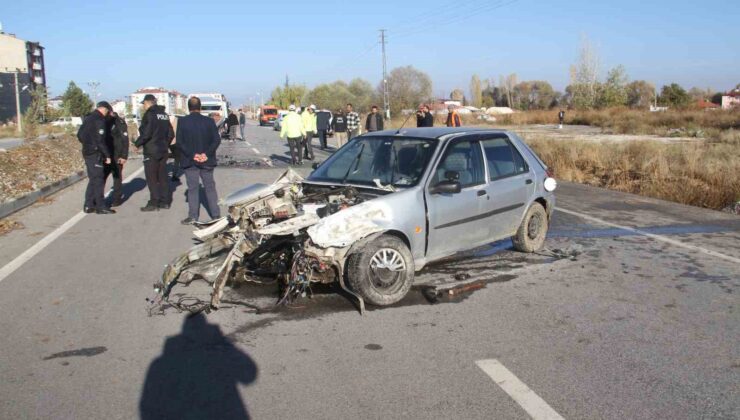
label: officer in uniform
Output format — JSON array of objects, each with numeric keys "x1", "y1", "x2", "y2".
[
  {"x1": 104, "y1": 111, "x2": 129, "y2": 206},
  {"x1": 134, "y1": 94, "x2": 175, "y2": 212},
  {"x1": 77, "y1": 101, "x2": 115, "y2": 214}
]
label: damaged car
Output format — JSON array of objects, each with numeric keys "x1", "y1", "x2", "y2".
[{"x1": 155, "y1": 128, "x2": 557, "y2": 313}]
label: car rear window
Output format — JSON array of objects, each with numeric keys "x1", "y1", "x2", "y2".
[
  {"x1": 263, "y1": 109, "x2": 278, "y2": 115},
  {"x1": 482, "y1": 138, "x2": 528, "y2": 180}
]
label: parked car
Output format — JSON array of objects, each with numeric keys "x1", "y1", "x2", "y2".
[
  {"x1": 51, "y1": 117, "x2": 82, "y2": 127},
  {"x1": 156, "y1": 128, "x2": 557, "y2": 312},
  {"x1": 272, "y1": 110, "x2": 290, "y2": 131}
]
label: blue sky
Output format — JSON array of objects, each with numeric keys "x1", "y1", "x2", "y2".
[{"x1": 4, "y1": 0, "x2": 739, "y2": 106}]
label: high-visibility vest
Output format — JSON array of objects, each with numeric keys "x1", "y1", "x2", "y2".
[{"x1": 447, "y1": 111, "x2": 461, "y2": 127}]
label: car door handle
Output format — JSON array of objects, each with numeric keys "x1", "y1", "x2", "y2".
[
  {"x1": 477, "y1": 190, "x2": 487, "y2": 197},
  {"x1": 525, "y1": 179, "x2": 533, "y2": 185}
]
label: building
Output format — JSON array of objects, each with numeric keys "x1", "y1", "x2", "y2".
[
  {"x1": 170, "y1": 90, "x2": 187, "y2": 114},
  {"x1": 130, "y1": 87, "x2": 176, "y2": 118},
  {"x1": 0, "y1": 27, "x2": 46, "y2": 123},
  {"x1": 110, "y1": 100, "x2": 127, "y2": 116},
  {"x1": 697, "y1": 99, "x2": 720, "y2": 110},
  {"x1": 48, "y1": 95, "x2": 63, "y2": 110},
  {"x1": 721, "y1": 89, "x2": 740, "y2": 110}
]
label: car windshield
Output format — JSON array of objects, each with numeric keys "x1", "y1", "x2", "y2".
[
  {"x1": 308, "y1": 136, "x2": 437, "y2": 188},
  {"x1": 264, "y1": 109, "x2": 278, "y2": 115},
  {"x1": 201, "y1": 105, "x2": 222, "y2": 111}
]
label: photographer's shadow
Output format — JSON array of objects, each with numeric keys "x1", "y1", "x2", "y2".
[{"x1": 140, "y1": 313, "x2": 257, "y2": 419}]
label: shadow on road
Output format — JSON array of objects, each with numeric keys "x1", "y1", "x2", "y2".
[
  {"x1": 119, "y1": 178, "x2": 147, "y2": 205},
  {"x1": 139, "y1": 313, "x2": 258, "y2": 419}
]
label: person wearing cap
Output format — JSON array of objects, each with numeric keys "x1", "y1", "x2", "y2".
[
  {"x1": 365, "y1": 105, "x2": 384, "y2": 132},
  {"x1": 301, "y1": 104, "x2": 317, "y2": 160},
  {"x1": 445, "y1": 105, "x2": 462, "y2": 127},
  {"x1": 104, "y1": 111, "x2": 129, "y2": 206},
  {"x1": 77, "y1": 102, "x2": 115, "y2": 214},
  {"x1": 280, "y1": 105, "x2": 306, "y2": 165},
  {"x1": 134, "y1": 94, "x2": 175, "y2": 212},
  {"x1": 176, "y1": 96, "x2": 222, "y2": 225}
]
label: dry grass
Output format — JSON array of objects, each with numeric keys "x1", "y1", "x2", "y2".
[
  {"x1": 524, "y1": 131, "x2": 740, "y2": 211},
  {"x1": 492, "y1": 108, "x2": 740, "y2": 137},
  {"x1": 0, "y1": 134, "x2": 84, "y2": 202}
]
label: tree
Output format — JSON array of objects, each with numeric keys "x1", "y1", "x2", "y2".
[
  {"x1": 498, "y1": 74, "x2": 517, "y2": 108},
  {"x1": 450, "y1": 88, "x2": 465, "y2": 102},
  {"x1": 688, "y1": 87, "x2": 712, "y2": 102},
  {"x1": 270, "y1": 84, "x2": 307, "y2": 109},
  {"x1": 61, "y1": 81, "x2": 93, "y2": 117},
  {"x1": 347, "y1": 78, "x2": 375, "y2": 111},
  {"x1": 626, "y1": 80, "x2": 655, "y2": 109},
  {"x1": 384, "y1": 66, "x2": 433, "y2": 115},
  {"x1": 469, "y1": 74, "x2": 483, "y2": 108},
  {"x1": 599, "y1": 65, "x2": 629, "y2": 108},
  {"x1": 569, "y1": 35, "x2": 600, "y2": 109},
  {"x1": 513, "y1": 81, "x2": 555, "y2": 110},
  {"x1": 658, "y1": 83, "x2": 691, "y2": 109},
  {"x1": 23, "y1": 85, "x2": 48, "y2": 138}
]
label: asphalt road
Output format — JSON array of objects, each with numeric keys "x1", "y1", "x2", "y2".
[{"x1": 0, "y1": 122, "x2": 738, "y2": 419}]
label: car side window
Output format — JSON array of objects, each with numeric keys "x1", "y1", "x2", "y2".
[
  {"x1": 482, "y1": 138, "x2": 529, "y2": 180},
  {"x1": 434, "y1": 140, "x2": 484, "y2": 187}
]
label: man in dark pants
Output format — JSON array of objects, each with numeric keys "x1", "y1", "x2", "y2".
[
  {"x1": 104, "y1": 112, "x2": 129, "y2": 206},
  {"x1": 134, "y1": 94, "x2": 175, "y2": 212},
  {"x1": 315, "y1": 109, "x2": 331, "y2": 149},
  {"x1": 176, "y1": 97, "x2": 222, "y2": 225},
  {"x1": 238, "y1": 110, "x2": 246, "y2": 141},
  {"x1": 365, "y1": 105, "x2": 384, "y2": 132},
  {"x1": 77, "y1": 102, "x2": 115, "y2": 214}
]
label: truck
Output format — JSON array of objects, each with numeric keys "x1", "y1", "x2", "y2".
[
  {"x1": 258, "y1": 105, "x2": 279, "y2": 126},
  {"x1": 188, "y1": 93, "x2": 230, "y2": 121}
]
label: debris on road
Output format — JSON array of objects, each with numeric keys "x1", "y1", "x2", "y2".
[{"x1": 0, "y1": 219, "x2": 24, "y2": 236}]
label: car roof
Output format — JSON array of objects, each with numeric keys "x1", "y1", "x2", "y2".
[{"x1": 362, "y1": 127, "x2": 511, "y2": 140}]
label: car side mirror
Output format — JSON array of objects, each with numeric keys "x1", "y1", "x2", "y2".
[
  {"x1": 312, "y1": 161, "x2": 322, "y2": 170},
  {"x1": 430, "y1": 180, "x2": 462, "y2": 195}
]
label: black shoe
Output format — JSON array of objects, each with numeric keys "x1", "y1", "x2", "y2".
[
  {"x1": 158, "y1": 202, "x2": 171, "y2": 210},
  {"x1": 180, "y1": 217, "x2": 196, "y2": 225},
  {"x1": 140, "y1": 203, "x2": 159, "y2": 212},
  {"x1": 83, "y1": 207, "x2": 95, "y2": 214},
  {"x1": 110, "y1": 199, "x2": 123, "y2": 207},
  {"x1": 96, "y1": 208, "x2": 116, "y2": 215}
]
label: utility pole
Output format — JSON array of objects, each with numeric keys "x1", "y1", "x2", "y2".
[
  {"x1": 14, "y1": 71, "x2": 22, "y2": 134},
  {"x1": 380, "y1": 29, "x2": 390, "y2": 120}
]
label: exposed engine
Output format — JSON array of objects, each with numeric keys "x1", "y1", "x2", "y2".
[{"x1": 152, "y1": 170, "x2": 379, "y2": 313}]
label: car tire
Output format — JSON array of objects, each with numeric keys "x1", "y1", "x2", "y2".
[
  {"x1": 512, "y1": 202, "x2": 548, "y2": 253},
  {"x1": 347, "y1": 235, "x2": 414, "y2": 306}
]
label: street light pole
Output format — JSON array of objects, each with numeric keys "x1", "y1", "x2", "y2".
[{"x1": 14, "y1": 71, "x2": 22, "y2": 134}]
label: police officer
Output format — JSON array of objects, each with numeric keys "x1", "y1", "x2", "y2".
[
  {"x1": 134, "y1": 94, "x2": 175, "y2": 212},
  {"x1": 77, "y1": 101, "x2": 115, "y2": 214},
  {"x1": 104, "y1": 111, "x2": 129, "y2": 206}
]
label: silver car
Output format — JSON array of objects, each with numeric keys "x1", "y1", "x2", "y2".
[{"x1": 156, "y1": 128, "x2": 556, "y2": 312}]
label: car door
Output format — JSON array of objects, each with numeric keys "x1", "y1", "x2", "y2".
[
  {"x1": 425, "y1": 139, "x2": 489, "y2": 259},
  {"x1": 480, "y1": 136, "x2": 534, "y2": 240}
]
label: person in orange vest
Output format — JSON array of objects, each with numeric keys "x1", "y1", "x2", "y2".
[{"x1": 446, "y1": 105, "x2": 462, "y2": 127}]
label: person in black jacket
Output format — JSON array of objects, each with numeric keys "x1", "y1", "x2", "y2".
[
  {"x1": 176, "y1": 97, "x2": 222, "y2": 225},
  {"x1": 77, "y1": 102, "x2": 115, "y2": 214},
  {"x1": 416, "y1": 104, "x2": 434, "y2": 127},
  {"x1": 104, "y1": 112, "x2": 129, "y2": 206},
  {"x1": 331, "y1": 109, "x2": 347, "y2": 148},
  {"x1": 315, "y1": 109, "x2": 331, "y2": 149},
  {"x1": 134, "y1": 94, "x2": 175, "y2": 211},
  {"x1": 365, "y1": 105, "x2": 384, "y2": 132},
  {"x1": 226, "y1": 112, "x2": 240, "y2": 141}
]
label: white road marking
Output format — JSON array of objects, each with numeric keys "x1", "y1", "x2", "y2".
[
  {"x1": 245, "y1": 141, "x2": 251, "y2": 146},
  {"x1": 557, "y1": 207, "x2": 740, "y2": 264},
  {"x1": 0, "y1": 166, "x2": 146, "y2": 284},
  {"x1": 252, "y1": 147, "x2": 261, "y2": 154},
  {"x1": 476, "y1": 359, "x2": 565, "y2": 420}
]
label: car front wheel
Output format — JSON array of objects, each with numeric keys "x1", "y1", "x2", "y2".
[
  {"x1": 347, "y1": 235, "x2": 414, "y2": 306},
  {"x1": 512, "y1": 203, "x2": 548, "y2": 253}
]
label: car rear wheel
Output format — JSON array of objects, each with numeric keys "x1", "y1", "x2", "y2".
[
  {"x1": 512, "y1": 203, "x2": 548, "y2": 253},
  {"x1": 347, "y1": 235, "x2": 414, "y2": 306}
]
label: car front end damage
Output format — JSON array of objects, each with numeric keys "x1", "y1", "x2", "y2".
[{"x1": 153, "y1": 169, "x2": 392, "y2": 314}]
